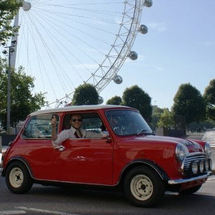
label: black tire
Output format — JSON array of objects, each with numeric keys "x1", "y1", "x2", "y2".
[
  {"x1": 179, "y1": 185, "x2": 202, "y2": 195},
  {"x1": 124, "y1": 166, "x2": 165, "y2": 207},
  {"x1": 5, "y1": 161, "x2": 33, "y2": 194}
]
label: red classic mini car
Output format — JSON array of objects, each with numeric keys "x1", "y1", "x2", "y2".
[{"x1": 0, "y1": 105, "x2": 213, "y2": 207}]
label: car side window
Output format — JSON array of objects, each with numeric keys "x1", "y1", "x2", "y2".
[{"x1": 23, "y1": 114, "x2": 58, "y2": 139}]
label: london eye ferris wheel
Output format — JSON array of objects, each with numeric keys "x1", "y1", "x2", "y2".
[{"x1": 7, "y1": 0, "x2": 153, "y2": 108}]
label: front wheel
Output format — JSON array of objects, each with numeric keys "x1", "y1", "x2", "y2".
[
  {"x1": 124, "y1": 166, "x2": 165, "y2": 207},
  {"x1": 5, "y1": 161, "x2": 33, "y2": 194}
]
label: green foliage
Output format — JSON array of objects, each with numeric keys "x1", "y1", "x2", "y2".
[
  {"x1": 203, "y1": 79, "x2": 215, "y2": 121},
  {"x1": 0, "y1": 64, "x2": 45, "y2": 128},
  {"x1": 72, "y1": 83, "x2": 99, "y2": 105},
  {"x1": 172, "y1": 83, "x2": 206, "y2": 125},
  {"x1": 106, "y1": 96, "x2": 122, "y2": 105},
  {"x1": 0, "y1": 0, "x2": 21, "y2": 42},
  {"x1": 122, "y1": 85, "x2": 152, "y2": 123},
  {"x1": 151, "y1": 105, "x2": 164, "y2": 130},
  {"x1": 157, "y1": 108, "x2": 174, "y2": 128}
]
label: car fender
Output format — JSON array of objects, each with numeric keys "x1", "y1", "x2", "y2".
[
  {"x1": 118, "y1": 159, "x2": 169, "y2": 185},
  {"x1": 2, "y1": 156, "x2": 34, "y2": 179}
]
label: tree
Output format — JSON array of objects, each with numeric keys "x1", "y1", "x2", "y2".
[
  {"x1": 122, "y1": 85, "x2": 152, "y2": 123},
  {"x1": 72, "y1": 83, "x2": 99, "y2": 105},
  {"x1": 151, "y1": 106, "x2": 164, "y2": 130},
  {"x1": 0, "y1": 0, "x2": 21, "y2": 42},
  {"x1": 157, "y1": 108, "x2": 174, "y2": 128},
  {"x1": 203, "y1": 79, "x2": 215, "y2": 121},
  {"x1": 171, "y1": 83, "x2": 206, "y2": 126},
  {"x1": 106, "y1": 96, "x2": 122, "y2": 105},
  {"x1": 0, "y1": 63, "x2": 45, "y2": 128}
]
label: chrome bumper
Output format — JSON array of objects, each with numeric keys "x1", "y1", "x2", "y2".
[{"x1": 168, "y1": 172, "x2": 212, "y2": 185}]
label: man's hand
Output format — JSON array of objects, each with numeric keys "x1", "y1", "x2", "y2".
[
  {"x1": 51, "y1": 115, "x2": 57, "y2": 128},
  {"x1": 51, "y1": 114, "x2": 57, "y2": 141}
]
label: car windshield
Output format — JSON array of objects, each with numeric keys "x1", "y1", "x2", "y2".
[{"x1": 106, "y1": 109, "x2": 153, "y2": 136}]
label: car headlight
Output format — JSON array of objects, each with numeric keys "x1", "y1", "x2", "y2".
[
  {"x1": 191, "y1": 162, "x2": 198, "y2": 174},
  {"x1": 204, "y1": 142, "x2": 212, "y2": 157},
  {"x1": 176, "y1": 144, "x2": 186, "y2": 162},
  {"x1": 199, "y1": 160, "x2": 204, "y2": 173}
]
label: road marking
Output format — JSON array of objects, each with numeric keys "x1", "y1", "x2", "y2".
[
  {"x1": 0, "y1": 211, "x2": 26, "y2": 214},
  {"x1": 16, "y1": 207, "x2": 80, "y2": 215}
]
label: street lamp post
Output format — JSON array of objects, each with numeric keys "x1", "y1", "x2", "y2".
[
  {"x1": 3, "y1": 45, "x2": 15, "y2": 134},
  {"x1": 3, "y1": 1, "x2": 31, "y2": 134},
  {"x1": 6, "y1": 47, "x2": 12, "y2": 134}
]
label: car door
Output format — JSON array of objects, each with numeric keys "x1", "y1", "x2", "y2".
[{"x1": 54, "y1": 137, "x2": 114, "y2": 185}]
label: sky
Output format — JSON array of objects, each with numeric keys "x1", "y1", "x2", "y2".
[
  {"x1": 101, "y1": 0, "x2": 215, "y2": 109},
  {"x1": 2, "y1": 0, "x2": 215, "y2": 109}
]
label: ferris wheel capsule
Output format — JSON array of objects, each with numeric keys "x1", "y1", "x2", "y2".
[
  {"x1": 128, "y1": 51, "x2": 138, "y2": 60},
  {"x1": 139, "y1": 25, "x2": 148, "y2": 34},
  {"x1": 113, "y1": 75, "x2": 123, "y2": 84},
  {"x1": 143, "y1": 0, "x2": 153, "y2": 7},
  {"x1": 22, "y1": 1, "x2": 31, "y2": 11}
]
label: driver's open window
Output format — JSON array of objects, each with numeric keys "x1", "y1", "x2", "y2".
[{"x1": 63, "y1": 112, "x2": 108, "y2": 138}]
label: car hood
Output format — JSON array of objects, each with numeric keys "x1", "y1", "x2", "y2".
[{"x1": 128, "y1": 135, "x2": 204, "y2": 153}]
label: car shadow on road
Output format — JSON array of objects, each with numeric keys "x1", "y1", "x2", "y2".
[{"x1": 28, "y1": 184, "x2": 215, "y2": 208}]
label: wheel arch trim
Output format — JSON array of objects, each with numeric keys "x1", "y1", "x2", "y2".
[
  {"x1": 3, "y1": 157, "x2": 34, "y2": 179},
  {"x1": 118, "y1": 159, "x2": 169, "y2": 184}
]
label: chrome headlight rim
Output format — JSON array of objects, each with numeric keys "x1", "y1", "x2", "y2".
[
  {"x1": 204, "y1": 142, "x2": 212, "y2": 157},
  {"x1": 176, "y1": 144, "x2": 186, "y2": 162}
]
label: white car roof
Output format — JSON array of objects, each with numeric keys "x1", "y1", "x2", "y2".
[{"x1": 30, "y1": 105, "x2": 131, "y2": 116}]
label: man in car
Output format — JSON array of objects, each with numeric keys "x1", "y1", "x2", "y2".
[{"x1": 51, "y1": 114, "x2": 108, "y2": 149}]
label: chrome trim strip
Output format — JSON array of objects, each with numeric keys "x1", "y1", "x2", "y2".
[{"x1": 168, "y1": 172, "x2": 212, "y2": 185}]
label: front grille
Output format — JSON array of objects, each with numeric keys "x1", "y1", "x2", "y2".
[{"x1": 182, "y1": 153, "x2": 209, "y2": 177}]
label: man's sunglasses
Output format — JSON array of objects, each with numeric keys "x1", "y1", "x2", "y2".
[{"x1": 72, "y1": 118, "x2": 82, "y2": 122}]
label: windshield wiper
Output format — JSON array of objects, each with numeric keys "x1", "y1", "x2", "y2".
[
  {"x1": 137, "y1": 129, "x2": 147, "y2": 135},
  {"x1": 137, "y1": 129, "x2": 154, "y2": 136}
]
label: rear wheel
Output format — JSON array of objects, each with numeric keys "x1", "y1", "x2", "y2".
[
  {"x1": 5, "y1": 161, "x2": 33, "y2": 194},
  {"x1": 179, "y1": 185, "x2": 202, "y2": 195},
  {"x1": 124, "y1": 166, "x2": 165, "y2": 207}
]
